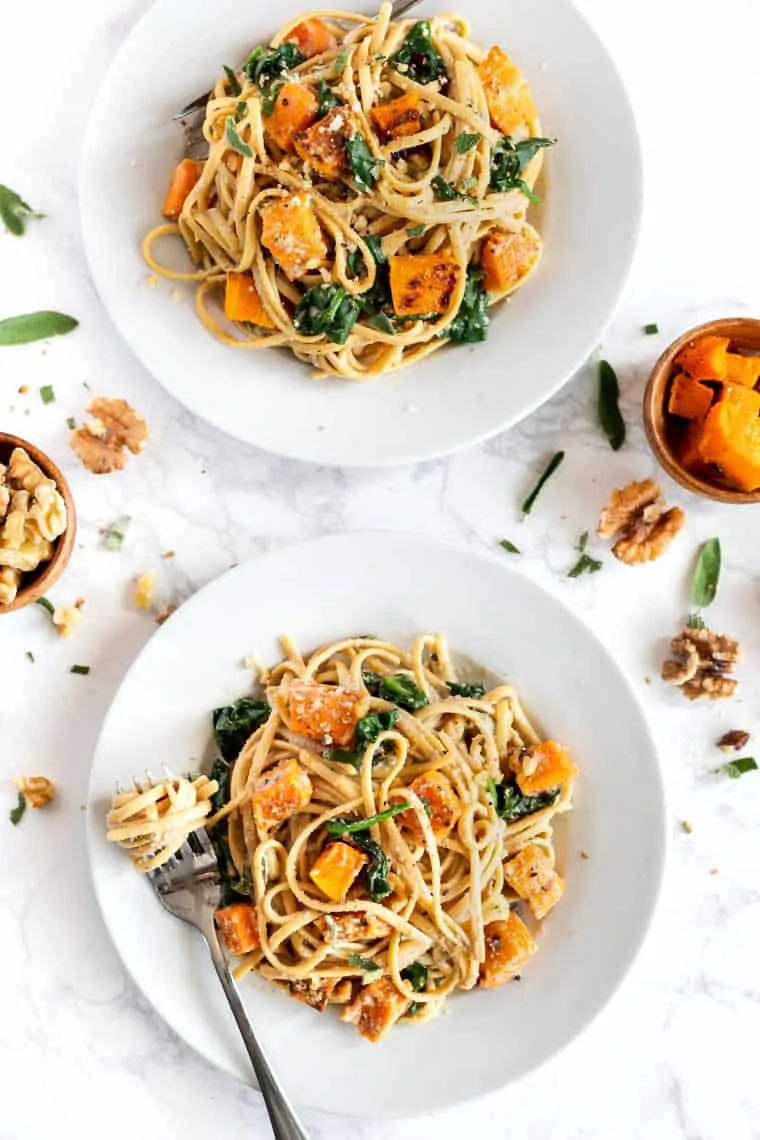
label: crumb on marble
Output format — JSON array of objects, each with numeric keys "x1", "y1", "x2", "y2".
[
  {"x1": 709, "y1": 868, "x2": 719, "y2": 876},
  {"x1": 161, "y1": 550, "x2": 176, "y2": 559},
  {"x1": 644, "y1": 676, "x2": 651, "y2": 685},
  {"x1": 580, "y1": 851, "x2": 589, "y2": 860},
  {"x1": 146, "y1": 274, "x2": 159, "y2": 288},
  {"x1": 155, "y1": 603, "x2": 176, "y2": 626},
  {"x1": 134, "y1": 570, "x2": 156, "y2": 611},
  {"x1": 682, "y1": 820, "x2": 693, "y2": 834},
  {"x1": 18, "y1": 384, "x2": 29, "y2": 395},
  {"x1": 17, "y1": 775, "x2": 56, "y2": 809}
]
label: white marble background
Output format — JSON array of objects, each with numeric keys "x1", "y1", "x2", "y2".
[{"x1": 2, "y1": 0, "x2": 760, "y2": 1137}]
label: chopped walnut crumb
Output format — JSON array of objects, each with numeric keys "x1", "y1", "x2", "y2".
[
  {"x1": 155, "y1": 603, "x2": 176, "y2": 626},
  {"x1": 17, "y1": 776, "x2": 56, "y2": 809},
  {"x1": 662, "y1": 625, "x2": 741, "y2": 701},
  {"x1": 597, "y1": 479, "x2": 685, "y2": 565},
  {"x1": 134, "y1": 570, "x2": 156, "y2": 611},
  {"x1": 682, "y1": 820, "x2": 693, "y2": 834},
  {"x1": 161, "y1": 550, "x2": 175, "y2": 559},
  {"x1": 716, "y1": 730, "x2": 750, "y2": 753},
  {"x1": 53, "y1": 597, "x2": 85, "y2": 637},
  {"x1": 70, "y1": 397, "x2": 148, "y2": 474},
  {"x1": 18, "y1": 384, "x2": 29, "y2": 395},
  {"x1": 709, "y1": 868, "x2": 719, "y2": 876},
  {"x1": 580, "y1": 851, "x2": 589, "y2": 860}
]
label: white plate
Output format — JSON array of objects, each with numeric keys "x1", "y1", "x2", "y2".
[
  {"x1": 79, "y1": 0, "x2": 641, "y2": 467},
  {"x1": 87, "y1": 533, "x2": 665, "y2": 1117}
]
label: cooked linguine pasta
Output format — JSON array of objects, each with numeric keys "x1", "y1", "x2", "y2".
[
  {"x1": 143, "y1": 6, "x2": 554, "y2": 379},
  {"x1": 206, "y1": 634, "x2": 577, "y2": 1041}
]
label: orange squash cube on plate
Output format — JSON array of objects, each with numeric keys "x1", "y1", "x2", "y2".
[
  {"x1": 478, "y1": 46, "x2": 536, "y2": 136},
  {"x1": 667, "y1": 373, "x2": 713, "y2": 420},
  {"x1": 294, "y1": 107, "x2": 351, "y2": 180},
  {"x1": 504, "y1": 842, "x2": 565, "y2": 920},
  {"x1": 514, "y1": 739, "x2": 578, "y2": 796},
  {"x1": 403, "y1": 769, "x2": 460, "y2": 841},
  {"x1": 285, "y1": 681, "x2": 362, "y2": 746},
  {"x1": 284, "y1": 17, "x2": 336, "y2": 58},
  {"x1": 259, "y1": 192, "x2": 328, "y2": 280},
  {"x1": 162, "y1": 158, "x2": 203, "y2": 220},
  {"x1": 694, "y1": 383, "x2": 760, "y2": 492},
  {"x1": 389, "y1": 252, "x2": 461, "y2": 316},
  {"x1": 263, "y1": 82, "x2": 319, "y2": 151},
  {"x1": 215, "y1": 903, "x2": 260, "y2": 955},
  {"x1": 724, "y1": 352, "x2": 760, "y2": 389},
  {"x1": 251, "y1": 757, "x2": 312, "y2": 833},
  {"x1": 341, "y1": 976, "x2": 410, "y2": 1041},
  {"x1": 675, "y1": 335, "x2": 730, "y2": 381},
  {"x1": 479, "y1": 912, "x2": 537, "y2": 987},
  {"x1": 480, "y1": 224, "x2": 541, "y2": 295},
  {"x1": 224, "y1": 273, "x2": 276, "y2": 329},
  {"x1": 370, "y1": 93, "x2": 423, "y2": 140},
  {"x1": 310, "y1": 842, "x2": 367, "y2": 902}
]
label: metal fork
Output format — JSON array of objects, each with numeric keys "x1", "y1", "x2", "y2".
[
  {"x1": 148, "y1": 830, "x2": 309, "y2": 1140},
  {"x1": 176, "y1": 0, "x2": 424, "y2": 159}
]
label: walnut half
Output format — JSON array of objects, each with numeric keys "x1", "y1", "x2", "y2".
[
  {"x1": 70, "y1": 397, "x2": 148, "y2": 475},
  {"x1": 598, "y1": 479, "x2": 685, "y2": 565},
  {"x1": 662, "y1": 625, "x2": 741, "y2": 701}
]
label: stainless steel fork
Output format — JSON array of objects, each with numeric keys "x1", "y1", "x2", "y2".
[
  {"x1": 175, "y1": 0, "x2": 424, "y2": 158},
  {"x1": 148, "y1": 830, "x2": 309, "y2": 1140}
]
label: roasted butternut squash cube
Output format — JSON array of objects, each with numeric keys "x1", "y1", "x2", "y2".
[
  {"x1": 389, "y1": 252, "x2": 461, "y2": 316},
  {"x1": 310, "y1": 842, "x2": 367, "y2": 902},
  {"x1": 251, "y1": 758, "x2": 312, "y2": 833},
  {"x1": 370, "y1": 93, "x2": 423, "y2": 140},
  {"x1": 316, "y1": 910, "x2": 391, "y2": 943},
  {"x1": 162, "y1": 158, "x2": 203, "y2": 220},
  {"x1": 224, "y1": 272, "x2": 276, "y2": 328},
  {"x1": 284, "y1": 17, "x2": 336, "y2": 58},
  {"x1": 725, "y1": 352, "x2": 760, "y2": 389},
  {"x1": 480, "y1": 224, "x2": 541, "y2": 295},
  {"x1": 513, "y1": 739, "x2": 578, "y2": 795},
  {"x1": 479, "y1": 912, "x2": 537, "y2": 987},
  {"x1": 259, "y1": 192, "x2": 328, "y2": 280},
  {"x1": 694, "y1": 383, "x2": 760, "y2": 492},
  {"x1": 675, "y1": 335, "x2": 730, "y2": 381},
  {"x1": 668, "y1": 373, "x2": 714, "y2": 420},
  {"x1": 403, "y1": 770, "x2": 460, "y2": 841},
  {"x1": 340, "y1": 976, "x2": 410, "y2": 1041},
  {"x1": 504, "y1": 843, "x2": 565, "y2": 920},
  {"x1": 478, "y1": 46, "x2": 536, "y2": 136},
  {"x1": 263, "y1": 82, "x2": 319, "y2": 151},
  {"x1": 294, "y1": 107, "x2": 351, "y2": 180},
  {"x1": 285, "y1": 681, "x2": 362, "y2": 745},
  {"x1": 289, "y1": 976, "x2": 338, "y2": 1012},
  {"x1": 215, "y1": 903, "x2": 260, "y2": 955}
]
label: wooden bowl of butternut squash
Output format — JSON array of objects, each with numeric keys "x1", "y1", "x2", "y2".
[{"x1": 643, "y1": 317, "x2": 760, "y2": 504}]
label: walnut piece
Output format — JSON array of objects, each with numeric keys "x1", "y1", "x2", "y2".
[
  {"x1": 716, "y1": 729, "x2": 750, "y2": 753},
  {"x1": 17, "y1": 776, "x2": 56, "y2": 809},
  {"x1": 134, "y1": 570, "x2": 156, "y2": 610},
  {"x1": 70, "y1": 397, "x2": 149, "y2": 475},
  {"x1": 0, "y1": 448, "x2": 67, "y2": 602},
  {"x1": 662, "y1": 625, "x2": 741, "y2": 701},
  {"x1": 53, "y1": 598, "x2": 85, "y2": 637},
  {"x1": 598, "y1": 479, "x2": 685, "y2": 565}
]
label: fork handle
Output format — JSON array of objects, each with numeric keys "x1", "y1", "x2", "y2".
[{"x1": 205, "y1": 926, "x2": 310, "y2": 1140}]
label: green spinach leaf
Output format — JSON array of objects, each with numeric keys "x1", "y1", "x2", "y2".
[
  {"x1": 225, "y1": 117, "x2": 253, "y2": 157},
  {"x1": 243, "y1": 42, "x2": 305, "y2": 88},
  {"x1": 346, "y1": 132, "x2": 384, "y2": 192},
  {"x1": 445, "y1": 265, "x2": 488, "y2": 344},
  {"x1": 315, "y1": 78, "x2": 342, "y2": 118},
  {"x1": 449, "y1": 681, "x2": 486, "y2": 698},
  {"x1": 390, "y1": 21, "x2": 447, "y2": 85},
  {"x1": 363, "y1": 671, "x2": 429, "y2": 711},
  {"x1": 0, "y1": 184, "x2": 44, "y2": 236},
  {"x1": 489, "y1": 135, "x2": 555, "y2": 202},
  {"x1": 293, "y1": 284, "x2": 361, "y2": 344},
  {"x1": 431, "y1": 174, "x2": 474, "y2": 202},
  {"x1": 724, "y1": 757, "x2": 757, "y2": 779},
  {"x1": 455, "y1": 131, "x2": 481, "y2": 154},
  {"x1": 354, "y1": 833, "x2": 392, "y2": 900},
  {"x1": 487, "y1": 778, "x2": 560, "y2": 822},
  {"x1": 212, "y1": 697, "x2": 270, "y2": 762},
  {"x1": 222, "y1": 65, "x2": 242, "y2": 96},
  {"x1": 348, "y1": 953, "x2": 381, "y2": 973},
  {"x1": 326, "y1": 803, "x2": 411, "y2": 837}
]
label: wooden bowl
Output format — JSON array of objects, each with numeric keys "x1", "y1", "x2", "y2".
[
  {"x1": 0, "y1": 433, "x2": 77, "y2": 613},
  {"x1": 643, "y1": 317, "x2": 760, "y2": 505}
]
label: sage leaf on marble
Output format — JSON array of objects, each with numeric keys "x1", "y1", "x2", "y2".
[
  {"x1": 0, "y1": 311, "x2": 78, "y2": 346},
  {"x1": 0, "y1": 184, "x2": 45, "y2": 236},
  {"x1": 691, "y1": 538, "x2": 721, "y2": 608},
  {"x1": 598, "y1": 359, "x2": 625, "y2": 451}
]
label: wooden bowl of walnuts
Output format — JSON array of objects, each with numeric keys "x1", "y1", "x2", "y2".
[{"x1": 0, "y1": 433, "x2": 77, "y2": 614}]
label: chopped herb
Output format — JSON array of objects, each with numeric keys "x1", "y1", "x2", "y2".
[
  {"x1": 460, "y1": 177, "x2": 477, "y2": 191},
  {"x1": 568, "y1": 553, "x2": 603, "y2": 579},
  {"x1": 499, "y1": 538, "x2": 520, "y2": 554},
  {"x1": 644, "y1": 323, "x2": 659, "y2": 335},
  {"x1": 389, "y1": 21, "x2": 446, "y2": 85},
  {"x1": 724, "y1": 757, "x2": 757, "y2": 779},
  {"x1": 243, "y1": 42, "x2": 305, "y2": 88},
  {"x1": 692, "y1": 538, "x2": 721, "y2": 609},
  {"x1": 222, "y1": 65, "x2": 242, "y2": 96},
  {"x1": 225, "y1": 117, "x2": 253, "y2": 157},
  {"x1": 39, "y1": 384, "x2": 55, "y2": 405},
  {"x1": 102, "y1": 515, "x2": 131, "y2": 551},
  {"x1": 347, "y1": 234, "x2": 387, "y2": 277},
  {"x1": 598, "y1": 359, "x2": 625, "y2": 451},
  {"x1": 363, "y1": 671, "x2": 429, "y2": 711},
  {"x1": 489, "y1": 135, "x2": 555, "y2": 201},
  {"x1": 455, "y1": 131, "x2": 481, "y2": 154},
  {"x1": 687, "y1": 612, "x2": 706, "y2": 630},
  {"x1": 419, "y1": 795, "x2": 432, "y2": 817},
  {"x1": 10, "y1": 793, "x2": 26, "y2": 826},
  {"x1": 407, "y1": 224, "x2": 426, "y2": 237},
  {"x1": 346, "y1": 132, "x2": 384, "y2": 193},
  {"x1": 212, "y1": 697, "x2": 270, "y2": 762},
  {"x1": 348, "y1": 953, "x2": 381, "y2": 973},
  {"x1": 449, "y1": 681, "x2": 486, "y2": 698},
  {"x1": 326, "y1": 803, "x2": 411, "y2": 837},
  {"x1": 0, "y1": 311, "x2": 78, "y2": 346},
  {"x1": 66, "y1": 416, "x2": 76, "y2": 430},
  {"x1": 431, "y1": 174, "x2": 473, "y2": 202},
  {"x1": 315, "y1": 78, "x2": 341, "y2": 118},
  {"x1": 367, "y1": 312, "x2": 395, "y2": 335},
  {"x1": 0, "y1": 184, "x2": 44, "y2": 237},
  {"x1": 577, "y1": 531, "x2": 589, "y2": 552},
  {"x1": 35, "y1": 597, "x2": 55, "y2": 618},
  {"x1": 293, "y1": 284, "x2": 361, "y2": 345},
  {"x1": 234, "y1": 100, "x2": 247, "y2": 122},
  {"x1": 521, "y1": 451, "x2": 565, "y2": 516},
  {"x1": 334, "y1": 49, "x2": 350, "y2": 74},
  {"x1": 26, "y1": 651, "x2": 35, "y2": 663},
  {"x1": 373, "y1": 52, "x2": 386, "y2": 62},
  {"x1": 488, "y1": 778, "x2": 560, "y2": 822},
  {"x1": 446, "y1": 265, "x2": 488, "y2": 344},
  {"x1": 70, "y1": 664, "x2": 90, "y2": 675}
]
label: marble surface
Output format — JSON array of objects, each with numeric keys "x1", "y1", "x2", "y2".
[{"x1": 2, "y1": 0, "x2": 760, "y2": 1137}]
